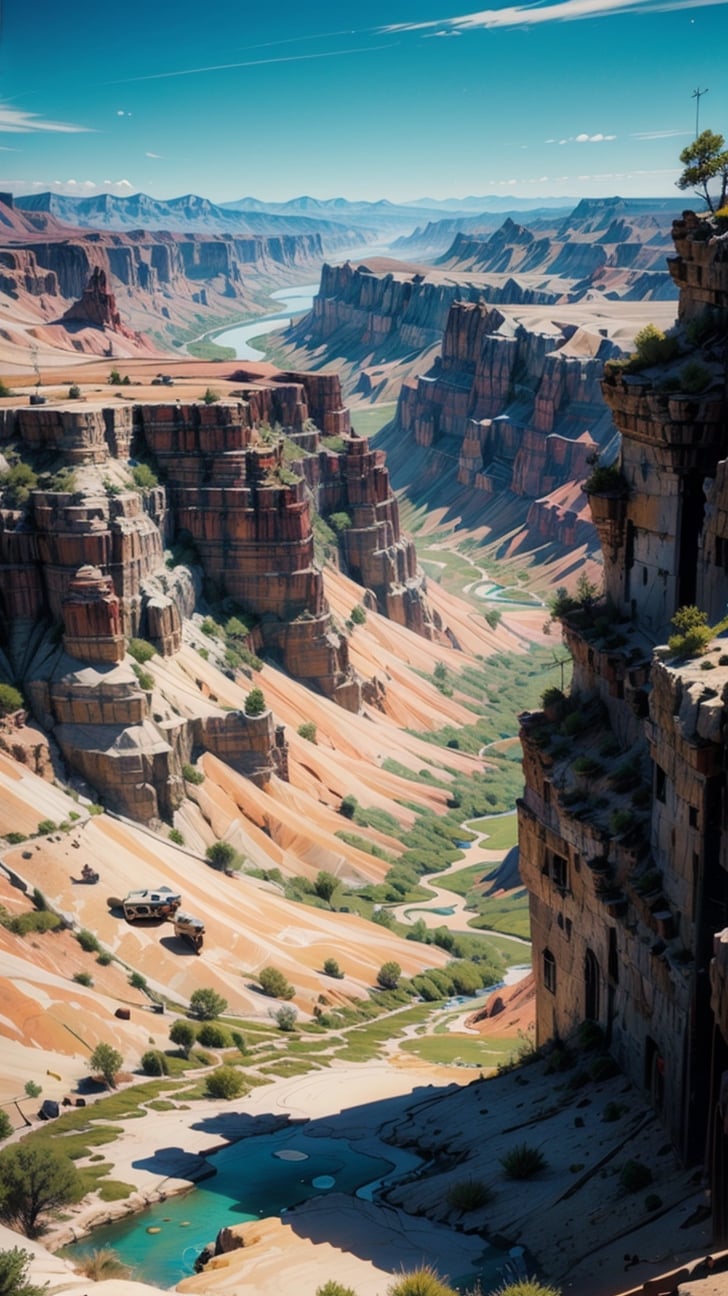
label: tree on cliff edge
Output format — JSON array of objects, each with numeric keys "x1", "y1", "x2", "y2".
[{"x1": 677, "y1": 129, "x2": 728, "y2": 212}]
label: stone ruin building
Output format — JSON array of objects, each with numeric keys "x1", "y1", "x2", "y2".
[{"x1": 518, "y1": 210, "x2": 728, "y2": 1236}]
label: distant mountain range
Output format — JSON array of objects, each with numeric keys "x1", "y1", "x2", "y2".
[{"x1": 12, "y1": 189, "x2": 686, "y2": 245}]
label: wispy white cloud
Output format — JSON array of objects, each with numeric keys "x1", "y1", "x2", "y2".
[
  {"x1": 145, "y1": 151, "x2": 163, "y2": 159},
  {"x1": 480, "y1": 165, "x2": 680, "y2": 186},
  {"x1": 381, "y1": 0, "x2": 728, "y2": 34},
  {"x1": 631, "y1": 128, "x2": 692, "y2": 139},
  {"x1": 546, "y1": 132, "x2": 617, "y2": 144},
  {"x1": 116, "y1": 109, "x2": 133, "y2": 117},
  {"x1": 107, "y1": 43, "x2": 397, "y2": 86},
  {"x1": 0, "y1": 105, "x2": 88, "y2": 134}
]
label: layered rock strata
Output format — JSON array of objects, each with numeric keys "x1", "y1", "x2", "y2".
[
  {"x1": 517, "y1": 214, "x2": 728, "y2": 1225},
  {"x1": 0, "y1": 366, "x2": 439, "y2": 816}
]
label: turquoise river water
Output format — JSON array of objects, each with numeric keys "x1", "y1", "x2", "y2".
[{"x1": 64, "y1": 1124, "x2": 422, "y2": 1288}]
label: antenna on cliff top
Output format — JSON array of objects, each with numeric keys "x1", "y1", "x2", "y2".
[{"x1": 692, "y1": 86, "x2": 709, "y2": 137}]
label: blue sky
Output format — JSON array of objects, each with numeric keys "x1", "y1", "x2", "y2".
[{"x1": 1, "y1": 0, "x2": 726, "y2": 203}]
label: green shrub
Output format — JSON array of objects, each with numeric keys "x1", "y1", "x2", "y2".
[
  {"x1": 633, "y1": 323, "x2": 679, "y2": 367},
  {"x1": 274, "y1": 1004, "x2": 298, "y2": 1031},
  {"x1": 244, "y1": 687, "x2": 266, "y2": 716},
  {"x1": 298, "y1": 721, "x2": 317, "y2": 743},
  {"x1": 602, "y1": 1101, "x2": 626, "y2": 1122},
  {"x1": 169, "y1": 1020, "x2": 196, "y2": 1056},
  {"x1": 129, "y1": 971, "x2": 147, "y2": 990},
  {"x1": 350, "y1": 604, "x2": 366, "y2": 625},
  {"x1": 202, "y1": 388, "x2": 220, "y2": 405},
  {"x1": 1, "y1": 463, "x2": 38, "y2": 508},
  {"x1": 376, "y1": 961, "x2": 402, "y2": 990},
  {"x1": 206, "y1": 1066, "x2": 245, "y2": 1099},
  {"x1": 36, "y1": 820, "x2": 56, "y2": 836},
  {"x1": 168, "y1": 828, "x2": 185, "y2": 846},
  {"x1": 132, "y1": 464, "x2": 158, "y2": 490},
  {"x1": 5, "y1": 911, "x2": 61, "y2": 936},
  {"x1": 446, "y1": 1178, "x2": 493, "y2": 1211},
  {"x1": 190, "y1": 988, "x2": 228, "y2": 1019},
  {"x1": 96, "y1": 951, "x2": 113, "y2": 966},
  {"x1": 0, "y1": 684, "x2": 23, "y2": 715},
  {"x1": 668, "y1": 605, "x2": 713, "y2": 658},
  {"x1": 387, "y1": 1267, "x2": 458, "y2": 1296},
  {"x1": 329, "y1": 511, "x2": 352, "y2": 534},
  {"x1": 182, "y1": 763, "x2": 204, "y2": 785},
  {"x1": 197, "y1": 1023, "x2": 231, "y2": 1049},
  {"x1": 678, "y1": 361, "x2": 712, "y2": 393},
  {"x1": 500, "y1": 1143, "x2": 548, "y2": 1180},
  {"x1": 4, "y1": 832, "x2": 27, "y2": 845},
  {"x1": 340, "y1": 795, "x2": 357, "y2": 819},
  {"x1": 484, "y1": 607, "x2": 502, "y2": 630},
  {"x1": 128, "y1": 638, "x2": 156, "y2": 664},
  {"x1": 24, "y1": 1081, "x2": 42, "y2": 1099},
  {"x1": 76, "y1": 929, "x2": 101, "y2": 954},
  {"x1": 584, "y1": 463, "x2": 627, "y2": 495},
  {"x1": 258, "y1": 966, "x2": 295, "y2": 999},
  {"x1": 140, "y1": 1050, "x2": 169, "y2": 1076},
  {"x1": 316, "y1": 1284, "x2": 358, "y2": 1296},
  {"x1": 131, "y1": 665, "x2": 154, "y2": 691},
  {"x1": 68, "y1": 384, "x2": 81, "y2": 399},
  {"x1": 206, "y1": 841, "x2": 240, "y2": 872},
  {"x1": 610, "y1": 810, "x2": 635, "y2": 837},
  {"x1": 323, "y1": 958, "x2": 344, "y2": 979},
  {"x1": 0, "y1": 1112, "x2": 13, "y2": 1140},
  {"x1": 589, "y1": 1053, "x2": 620, "y2": 1081},
  {"x1": 0, "y1": 378, "x2": 13, "y2": 396},
  {"x1": 620, "y1": 1160, "x2": 652, "y2": 1193}
]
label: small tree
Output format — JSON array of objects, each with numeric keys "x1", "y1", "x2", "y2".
[
  {"x1": 339, "y1": 794, "x2": 357, "y2": 820},
  {"x1": 206, "y1": 841, "x2": 238, "y2": 872},
  {"x1": 0, "y1": 1114, "x2": 12, "y2": 1140},
  {"x1": 677, "y1": 129, "x2": 728, "y2": 212},
  {"x1": 244, "y1": 687, "x2": 266, "y2": 716},
  {"x1": 314, "y1": 871, "x2": 337, "y2": 903},
  {"x1": 189, "y1": 987, "x2": 228, "y2": 1020},
  {"x1": 376, "y1": 961, "x2": 402, "y2": 990},
  {"x1": 205, "y1": 1066, "x2": 245, "y2": 1099},
  {"x1": 323, "y1": 957, "x2": 344, "y2": 979},
  {"x1": 297, "y1": 721, "x2": 317, "y2": 743},
  {"x1": 88, "y1": 1043, "x2": 123, "y2": 1088},
  {"x1": 274, "y1": 1004, "x2": 298, "y2": 1031},
  {"x1": 169, "y1": 1019, "x2": 196, "y2": 1057},
  {"x1": 258, "y1": 966, "x2": 295, "y2": 999},
  {"x1": 0, "y1": 1144, "x2": 81, "y2": 1236},
  {"x1": 202, "y1": 388, "x2": 220, "y2": 405},
  {"x1": 0, "y1": 1247, "x2": 48, "y2": 1296},
  {"x1": 140, "y1": 1050, "x2": 169, "y2": 1076}
]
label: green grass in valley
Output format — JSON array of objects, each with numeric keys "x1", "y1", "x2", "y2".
[
  {"x1": 186, "y1": 339, "x2": 236, "y2": 361},
  {"x1": 467, "y1": 895, "x2": 531, "y2": 940},
  {"x1": 399, "y1": 1034, "x2": 518, "y2": 1067},
  {"x1": 467, "y1": 812, "x2": 519, "y2": 851},
  {"x1": 350, "y1": 403, "x2": 396, "y2": 440}
]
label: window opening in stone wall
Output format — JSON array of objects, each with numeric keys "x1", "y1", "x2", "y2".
[
  {"x1": 655, "y1": 763, "x2": 666, "y2": 803},
  {"x1": 543, "y1": 948, "x2": 556, "y2": 994},
  {"x1": 644, "y1": 1036, "x2": 665, "y2": 1113},
  {"x1": 608, "y1": 926, "x2": 618, "y2": 984},
  {"x1": 585, "y1": 948, "x2": 600, "y2": 1021},
  {"x1": 550, "y1": 851, "x2": 568, "y2": 893},
  {"x1": 689, "y1": 805, "x2": 698, "y2": 828}
]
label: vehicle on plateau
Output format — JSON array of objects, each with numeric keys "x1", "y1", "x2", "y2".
[
  {"x1": 173, "y1": 911, "x2": 205, "y2": 953},
  {"x1": 119, "y1": 887, "x2": 182, "y2": 921}
]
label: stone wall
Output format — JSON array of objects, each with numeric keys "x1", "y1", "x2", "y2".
[{"x1": 518, "y1": 210, "x2": 728, "y2": 1178}]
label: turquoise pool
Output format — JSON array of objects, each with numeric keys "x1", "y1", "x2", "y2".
[{"x1": 64, "y1": 1125, "x2": 416, "y2": 1288}]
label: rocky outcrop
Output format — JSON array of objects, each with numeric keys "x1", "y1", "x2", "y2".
[
  {"x1": 396, "y1": 301, "x2": 616, "y2": 533},
  {"x1": 61, "y1": 267, "x2": 140, "y2": 338}
]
